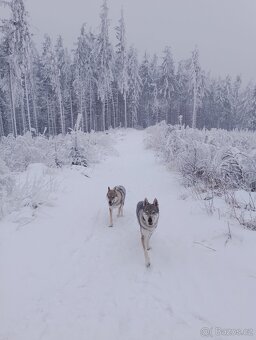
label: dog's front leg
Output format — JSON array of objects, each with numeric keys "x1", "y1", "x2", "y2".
[
  {"x1": 109, "y1": 207, "x2": 113, "y2": 227},
  {"x1": 141, "y1": 234, "x2": 150, "y2": 267},
  {"x1": 146, "y1": 233, "x2": 152, "y2": 251}
]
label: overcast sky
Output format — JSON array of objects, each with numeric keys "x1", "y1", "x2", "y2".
[{"x1": 23, "y1": 0, "x2": 256, "y2": 83}]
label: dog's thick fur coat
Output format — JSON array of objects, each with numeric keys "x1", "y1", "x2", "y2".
[
  {"x1": 107, "y1": 185, "x2": 126, "y2": 227},
  {"x1": 136, "y1": 198, "x2": 159, "y2": 267}
]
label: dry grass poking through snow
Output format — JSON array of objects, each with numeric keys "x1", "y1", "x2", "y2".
[
  {"x1": 0, "y1": 129, "x2": 117, "y2": 220},
  {"x1": 145, "y1": 121, "x2": 256, "y2": 230}
]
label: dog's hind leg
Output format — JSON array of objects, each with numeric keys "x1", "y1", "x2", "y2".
[
  {"x1": 117, "y1": 204, "x2": 124, "y2": 217},
  {"x1": 109, "y1": 208, "x2": 113, "y2": 227},
  {"x1": 141, "y1": 234, "x2": 150, "y2": 267}
]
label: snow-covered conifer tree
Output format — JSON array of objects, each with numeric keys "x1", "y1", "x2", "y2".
[
  {"x1": 97, "y1": 0, "x2": 113, "y2": 131},
  {"x1": 176, "y1": 59, "x2": 190, "y2": 126},
  {"x1": 74, "y1": 25, "x2": 97, "y2": 132},
  {"x1": 150, "y1": 54, "x2": 160, "y2": 124},
  {"x1": 0, "y1": 0, "x2": 36, "y2": 135},
  {"x1": 55, "y1": 36, "x2": 72, "y2": 134},
  {"x1": 189, "y1": 46, "x2": 203, "y2": 128},
  {"x1": 115, "y1": 9, "x2": 128, "y2": 127},
  {"x1": 159, "y1": 46, "x2": 176, "y2": 124},
  {"x1": 40, "y1": 35, "x2": 59, "y2": 135},
  {"x1": 139, "y1": 52, "x2": 152, "y2": 127},
  {"x1": 127, "y1": 46, "x2": 141, "y2": 127}
]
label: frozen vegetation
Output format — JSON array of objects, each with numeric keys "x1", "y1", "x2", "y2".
[
  {"x1": 0, "y1": 130, "x2": 115, "y2": 219},
  {"x1": 146, "y1": 121, "x2": 256, "y2": 230}
]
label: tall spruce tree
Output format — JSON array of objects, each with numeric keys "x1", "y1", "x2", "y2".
[
  {"x1": 97, "y1": 0, "x2": 113, "y2": 131},
  {"x1": 159, "y1": 47, "x2": 176, "y2": 124},
  {"x1": 127, "y1": 46, "x2": 141, "y2": 127},
  {"x1": 115, "y1": 9, "x2": 128, "y2": 127},
  {"x1": 189, "y1": 46, "x2": 203, "y2": 128}
]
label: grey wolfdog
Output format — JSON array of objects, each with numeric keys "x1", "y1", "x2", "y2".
[
  {"x1": 136, "y1": 198, "x2": 159, "y2": 267},
  {"x1": 107, "y1": 185, "x2": 126, "y2": 227}
]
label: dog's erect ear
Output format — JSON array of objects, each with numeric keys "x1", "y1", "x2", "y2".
[
  {"x1": 144, "y1": 198, "x2": 149, "y2": 206},
  {"x1": 153, "y1": 198, "x2": 158, "y2": 207},
  {"x1": 108, "y1": 186, "x2": 110, "y2": 192}
]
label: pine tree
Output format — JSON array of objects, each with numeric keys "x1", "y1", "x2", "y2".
[
  {"x1": 1, "y1": 0, "x2": 37, "y2": 135},
  {"x1": 189, "y1": 47, "x2": 203, "y2": 128},
  {"x1": 115, "y1": 9, "x2": 128, "y2": 127},
  {"x1": 176, "y1": 59, "x2": 190, "y2": 126},
  {"x1": 127, "y1": 46, "x2": 141, "y2": 127},
  {"x1": 159, "y1": 46, "x2": 176, "y2": 124},
  {"x1": 139, "y1": 52, "x2": 152, "y2": 127},
  {"x1": 73, "y1": 24, "x2": 87, "y2": 132},
  {"x1": 150, "y1": 54, "x2": 160, "y2": 124},
  {"x1": 217, "y1": 76, "x2": 232, "y2": 130},
  {"x1": 229, "y1": 75, "x2": 243, "y2": 128},
  {"x1": 97, "y1": 0, "x2": 113, "y2": 131},
  {"x1": 40, "y1": 35, "x2": 61, "y2": 135},
  {"x1": 55, "y1": 36, "x2": 72, "y2": 134},
  {"x1": 244, "y1": 84, "x2": 256, "y2": 130},
  {"x1": 74, "y1": 25, "x2": 97, "y2": 132}
]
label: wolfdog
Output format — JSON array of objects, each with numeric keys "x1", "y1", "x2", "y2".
[
  {"x1": 136, "y1": 198, "x2": 159, "y2": 267},
  {"x1": 107, "y1": 185, "x2": 126, "y2": 227}
]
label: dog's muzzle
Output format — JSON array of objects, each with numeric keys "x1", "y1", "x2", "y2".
[
  {"x1": 109, "y1": 201, "x2": 112, "y2": 206},
  {"x1": 148, "y1": 217, "x2": 153, "y2": 225}
]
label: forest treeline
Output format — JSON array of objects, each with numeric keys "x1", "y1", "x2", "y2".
[{"x1": 0, "y1": 0, "x2": 255, "y2": 137}]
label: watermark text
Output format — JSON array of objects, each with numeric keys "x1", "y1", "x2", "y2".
[{"x1": 200, "y1": 327, "x2": 254, "y2": 337}]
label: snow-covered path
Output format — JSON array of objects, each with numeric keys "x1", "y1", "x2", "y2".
[{"x1": 0, "y1": 130, "x2": 255, "y2": 340}]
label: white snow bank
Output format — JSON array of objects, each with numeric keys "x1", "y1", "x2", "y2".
[{"x1": 0, "y1": 163, "x2": 59, "y2": 221}]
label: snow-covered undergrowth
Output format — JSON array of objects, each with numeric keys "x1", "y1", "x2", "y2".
[
  {"x1": 0, "y1": 130, "x2": 115, "y2": 171},
  {"x1": 0, "y1": 159, "x2": 15, "y2": 219},
  {"x1": 0, "y1": 130, "x2": 116, "y2": 220},
  {"x1": 0, "y1": 163, "x2": 59, "y2": 221},
  {"x1": 145, "y1": 121, "x2": 256, "y2": 229}
]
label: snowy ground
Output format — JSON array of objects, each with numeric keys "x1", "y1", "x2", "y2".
[{"x1": 0, "y1": 129, "x2": 255, "y2": 340}]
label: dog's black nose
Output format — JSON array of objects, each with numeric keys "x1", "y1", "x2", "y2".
[
  {"x1": 109, "y1": 201, "x2": 112, "y2": 206},
  {"x1": 148, "y1": 217, "x2": 152, "y2": 225}
]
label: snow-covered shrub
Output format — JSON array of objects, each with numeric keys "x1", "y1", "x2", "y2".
[
  {"x1": 146, "y1": 122, "x2": 256, "y2": 228},
  {"x1": 0, "y1": 133, "x2": 56, "y2": 171},
  {"x1": 0, "y1": 162, "x2": 59, "y2": 220},
  {"x1": 0, "y1": 158, "x2": 15, "y2": 219},
  {"x1": 0, "y1": 130, "x2": 115, "y2": 171},
  {"x1": 146, "y1": 122, "x2": 176, "y2": 161},
  {"x1": 177, "y1": 141, "x2": 214, "y2": 186},
  {"x1": 0, "y1": 130, "x2": 115, "y2": 219},
  {"x1": 74, "y1": 130, "x2": 115, "y2": 164},
  {"x1": 145, "y1": 122, "x2": 256, "y2": 191},
  {"x1": 224, "y1": 190, "x2": 256, "y2": 231},
  {"x1": 14, "y1": 163, "x2": 58, "y2": 210},
  {"x1": 70, "y1": 146, "x2": 88, "y2": 167}
]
